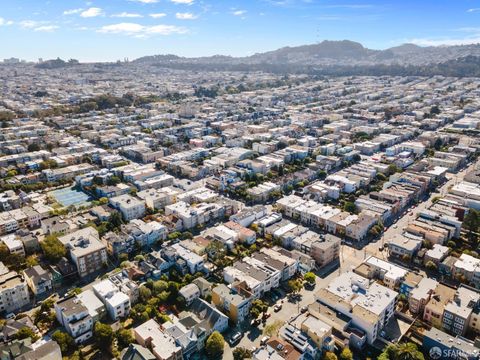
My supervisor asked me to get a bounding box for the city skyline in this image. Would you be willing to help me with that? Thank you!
[2,0,480,62]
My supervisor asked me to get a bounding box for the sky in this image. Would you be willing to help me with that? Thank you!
[2,0,480,62]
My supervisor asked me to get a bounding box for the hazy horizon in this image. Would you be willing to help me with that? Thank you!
[2,0,480,62]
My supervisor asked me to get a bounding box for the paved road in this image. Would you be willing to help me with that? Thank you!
[226,257,360,357]
[360,161,477,261]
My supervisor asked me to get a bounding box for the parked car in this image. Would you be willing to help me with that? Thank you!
[229,332,242,345]
[260,336,270,345]
[273,303,282,312]
[300,306,308,313]
[250,318,261,326]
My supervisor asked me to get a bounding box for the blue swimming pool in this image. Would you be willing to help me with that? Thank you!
[50,187,92,207]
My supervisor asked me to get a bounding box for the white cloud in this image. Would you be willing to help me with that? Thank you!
[63,8,83,15]
[176,12,198,20]
[112,12,143,18]
[98,22,188,37]
[408,37,480,47]
[80,7,103,18]
[129,0,159,3]
[20,20,41,29]
[34,25,59,32]
[232,10,247,16]
[0,18,13,26]
[171,0,194,4]
[467,8,480,13]
[150,13,167,18]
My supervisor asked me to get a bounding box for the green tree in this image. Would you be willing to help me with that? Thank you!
[304,272,316,285]
[106,176,121,186]
[233,347,252,360]
[463,209,480,242]
[116,329,134,350]
[13,327,39,342]
[323,352,338,360]
[376,173,387,181]
[343,201,356,213]
[94,322,114,350]
[288,279,303,294]
[378,342,424,360]
[205,331,224,358]
[25,255,39,267]
[263,320,283,337]
[27,143,40,152]
[139,285,152,302]
[118,253,129,263]
[250,299,268,319]
[339,348,353,360]
[108,211,124,230]
[425,261,437,271]
[41,234,67,263]
[52,330,75,354]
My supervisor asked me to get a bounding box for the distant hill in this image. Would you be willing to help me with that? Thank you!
[34,40,480,77]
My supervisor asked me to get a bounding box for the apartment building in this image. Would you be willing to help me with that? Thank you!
[23,265,53,296]
[315,272,397,344]
[134,319,183,360]
[442,286,480,336]
[137,187,179,210]
[408,278,438,315]
[0,270,30,313]
[55,296,93,343]
[453,254,480,287]
[211,284,252,324]
[93,279,131,321]
[423,283,456,329]
[109,194,146,221]
[59,227,108,278]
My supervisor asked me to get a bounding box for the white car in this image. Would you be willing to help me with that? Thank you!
[260,336,270,345]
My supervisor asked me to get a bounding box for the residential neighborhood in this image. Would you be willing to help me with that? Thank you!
[1,50,480,360]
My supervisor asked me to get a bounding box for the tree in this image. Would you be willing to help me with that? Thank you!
[25,255,39,267]
[118,253,129,263]
[41,234,67,263]
[27,143,40,152]
[250,299,268,319]
[463,209,480,242]
[139,285,152,302]
[323,352,338,360]
[108,211,123,230]
[343,201,356,213]
[67,287,82,296]
[205,331,224,358]
[304,272,316,285]
[288,279,303,294]
[13,327,39,342]
[425,261,437,271]
[378,342,424,360]
[339,348,353,360]
[116,329,134,350]
[263,320,283,337]
[233,347,252,360]
[318,170,327,179]
[152,280,168,295]
[94,322,114,350]
[106,175,121,186]
[52,330,75,354]
[376,173,387,182]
